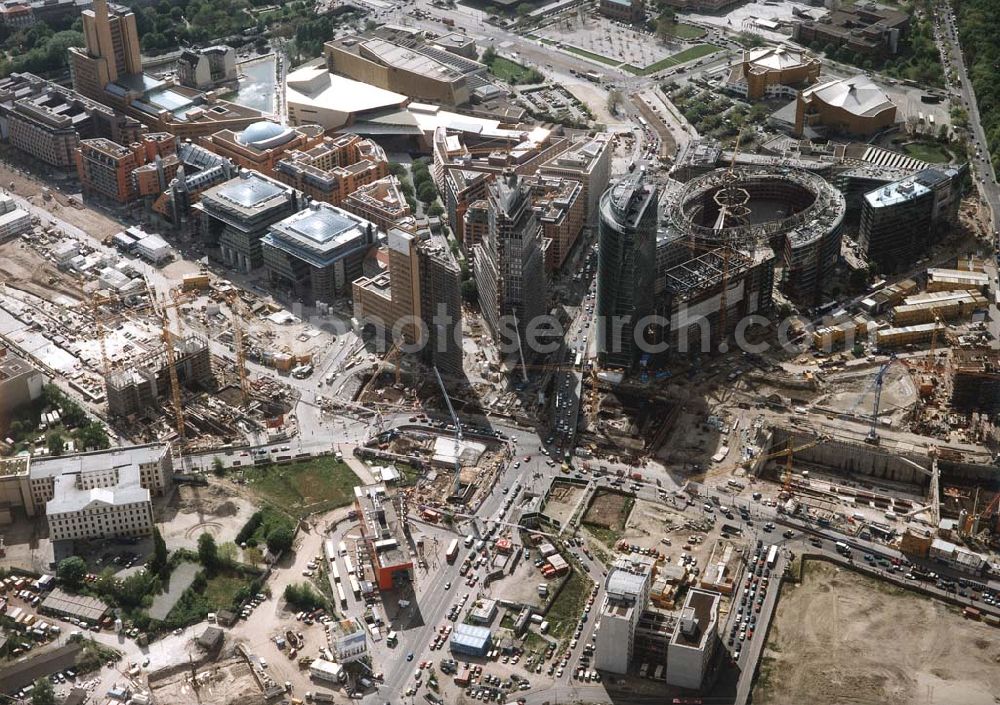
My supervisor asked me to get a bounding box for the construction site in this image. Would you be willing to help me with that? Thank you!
[360,420,510,508]
[0,215,348,452]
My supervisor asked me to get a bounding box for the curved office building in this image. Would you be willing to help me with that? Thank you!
[667,166,845,303]
[596,172,661,370]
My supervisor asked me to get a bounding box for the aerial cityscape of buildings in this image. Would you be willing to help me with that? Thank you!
[0,0,998,704]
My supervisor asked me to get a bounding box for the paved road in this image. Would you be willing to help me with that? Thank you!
[937,2,999,231]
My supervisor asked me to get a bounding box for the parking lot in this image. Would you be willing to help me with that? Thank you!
[538,16,673,68]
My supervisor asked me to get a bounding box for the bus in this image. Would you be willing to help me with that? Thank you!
[344,556,355,576]
[338,541,347,556]
[766,544,778,569]
[349,575,362,599]
[574,351,583,369]
[336,583,347,608]
[446,538,460,564]
[330,561,341,583]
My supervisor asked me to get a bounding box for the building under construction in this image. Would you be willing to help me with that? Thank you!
[667,165,845,305]
[656,236,775,353]
[105,335,214,417]
[951,350,1000,415]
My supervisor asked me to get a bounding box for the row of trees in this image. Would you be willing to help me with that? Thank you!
[133,0,255,51]
[283,581,326,610]
[954,0,1000,171]
[7,384,109,455]
[234,508,295,555]
[412,159,445,218]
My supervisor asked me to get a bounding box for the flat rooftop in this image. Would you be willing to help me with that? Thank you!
[0,349,34,380]
[864,177,931,208]
[354,483,410,568]
[46,464,150,515]
[30,443,168,480]
[542,134,610,175]
[671,589,719,649]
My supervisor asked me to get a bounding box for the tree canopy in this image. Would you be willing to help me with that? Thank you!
[57,556,87,588]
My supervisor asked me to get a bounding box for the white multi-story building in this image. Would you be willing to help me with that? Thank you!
[666,589,720,690]
[29,444,172,516]
[0,444,172,521]
[594,563,652,674]
[46,465,153,541]
[330,617,368,663]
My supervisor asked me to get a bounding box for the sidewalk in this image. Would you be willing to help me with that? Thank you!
[338,443,377,485]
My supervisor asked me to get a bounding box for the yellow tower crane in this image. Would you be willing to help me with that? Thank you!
[225,291,251,406]
[716,434,829,496]
[89,292,119,379]
[157,291,195,450]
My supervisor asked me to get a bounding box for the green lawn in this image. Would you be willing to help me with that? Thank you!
[561,44,622,67]
[546,570,593,639]
[203,572,253,610]
[626,44,720,76]
[162,567,261,629]
[243,456,360,517]
[488,56,541,83]
[660,22,705,40]
[902,140,951,164]
[582,522,622,548]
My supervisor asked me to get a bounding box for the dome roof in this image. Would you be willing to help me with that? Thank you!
[237,121,296,149]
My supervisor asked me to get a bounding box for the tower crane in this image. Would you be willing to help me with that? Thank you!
[89,292,119,379]
[158,292,187,451]
[925,305,944,374]
[747,435,829,497]
[225,290,251,406]
[865,356,895,445]
[432,365,464,497]
[972,491,1000,537]
[685,128,749,352]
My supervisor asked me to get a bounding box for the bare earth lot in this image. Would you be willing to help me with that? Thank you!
[542,481,585,526]
[756,561,1000,705]
[582,488,630,528]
